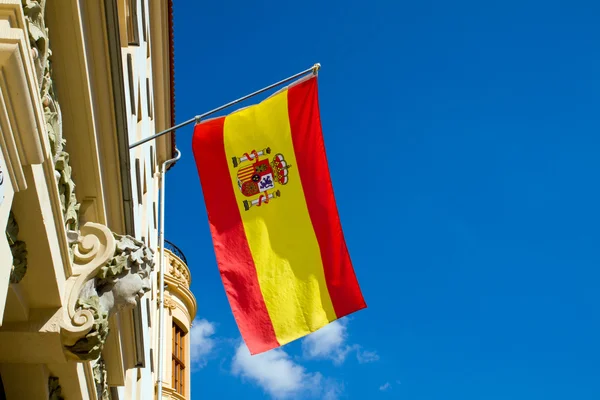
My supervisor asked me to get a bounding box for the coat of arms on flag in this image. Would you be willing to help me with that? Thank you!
[192,75,366,355]
[232,148,291,210]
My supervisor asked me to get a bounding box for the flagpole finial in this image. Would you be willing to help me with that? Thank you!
[313,63,321,74]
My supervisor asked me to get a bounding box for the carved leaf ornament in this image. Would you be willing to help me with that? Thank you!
[60,223,155,360]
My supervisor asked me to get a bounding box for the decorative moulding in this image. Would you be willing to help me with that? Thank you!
[162,295,177,311]
[48,375,64,400]
[5,210,28,283]
[0,1,25,29]
[22,0,80,231]
[0,0,49,193]
[164,274,197,323]
[167,251,191,287]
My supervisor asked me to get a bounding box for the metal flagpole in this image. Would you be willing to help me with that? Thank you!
[138,63,320,397]
[129,63,321,149]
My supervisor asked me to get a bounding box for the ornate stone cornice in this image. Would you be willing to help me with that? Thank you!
[163,248,197,321]
[0,0,49,195]
[161,386,187,400]
[59,222,155,361]
[165,274,197,323]
[166,249,191,287]
[22,0,80,231]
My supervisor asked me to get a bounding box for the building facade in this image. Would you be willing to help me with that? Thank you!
[160,243,196,400]
[0,0,196,399]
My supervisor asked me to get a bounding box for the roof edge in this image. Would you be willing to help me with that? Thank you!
[167,0,177,169]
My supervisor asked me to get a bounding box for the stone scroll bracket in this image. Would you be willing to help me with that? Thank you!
[60,222,155,362]
[59,222,115,357]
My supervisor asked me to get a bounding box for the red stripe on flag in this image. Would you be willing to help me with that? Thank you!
[287,77,367,318]
[192,118,279,354]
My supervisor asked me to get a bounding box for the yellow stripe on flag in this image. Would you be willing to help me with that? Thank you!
[223,89,337,345]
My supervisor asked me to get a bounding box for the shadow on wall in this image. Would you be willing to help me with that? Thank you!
[0,374,5,400]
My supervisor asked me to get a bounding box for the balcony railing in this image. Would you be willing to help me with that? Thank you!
[164,239,187,265]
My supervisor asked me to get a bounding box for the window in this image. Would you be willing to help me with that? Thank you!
[172,322,186,395]
[149,145,155,173]
[127,53,135,112]
[137,82,143,122]
[126,0,139,45]
[146,78,153,119]
[146,297,152,327]
[132,300,146,368]
[140,0,147,42]
[135,159,142,205]
[153,201,157,229]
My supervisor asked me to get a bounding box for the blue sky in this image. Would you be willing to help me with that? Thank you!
[166,1,600,399]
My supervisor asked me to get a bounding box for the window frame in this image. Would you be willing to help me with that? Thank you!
[126,0,140,45]
[172,322,186,395]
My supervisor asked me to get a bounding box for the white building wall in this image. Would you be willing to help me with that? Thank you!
[0,0,175,398]
[119,0,161,398]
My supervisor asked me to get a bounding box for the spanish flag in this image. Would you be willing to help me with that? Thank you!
[192,75,366,354]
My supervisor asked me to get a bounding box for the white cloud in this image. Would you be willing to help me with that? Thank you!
[322,381,344,400]
[302,320,352,365]
[379,382,391,391]
[302,319,379,366]
[231,342,341,400]
[356,349,380,364]
[189,318,216,369]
